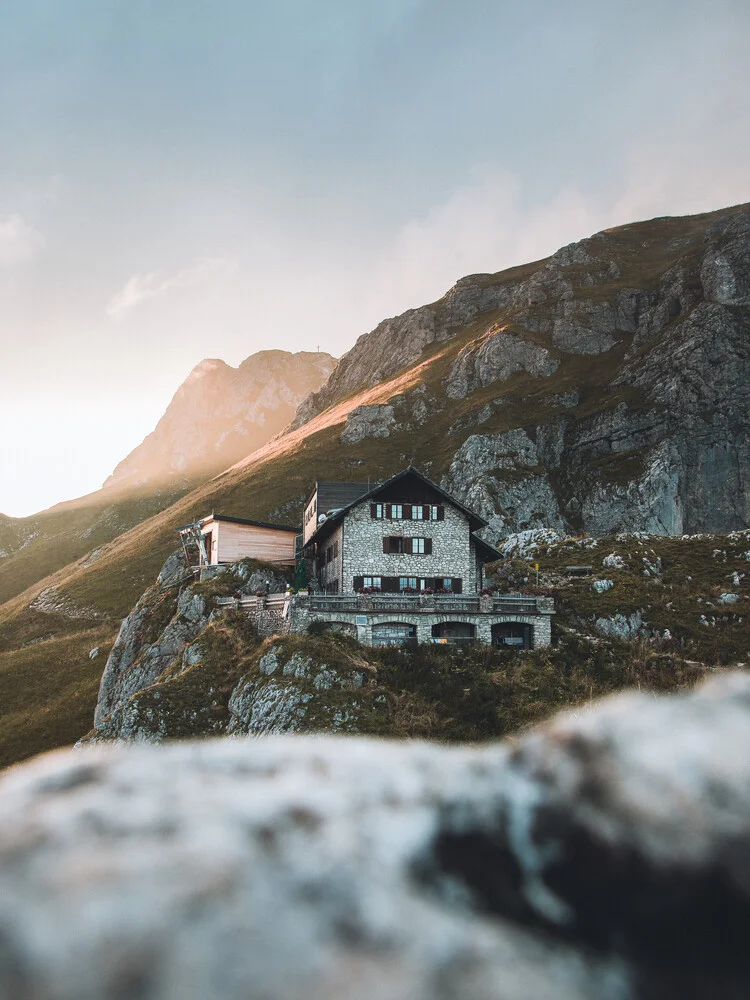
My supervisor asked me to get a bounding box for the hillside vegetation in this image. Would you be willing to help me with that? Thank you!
[1,202,749,767]
[66,531,750,761]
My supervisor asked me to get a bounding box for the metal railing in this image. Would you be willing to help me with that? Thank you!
[298,593,550,615]
[216,592,552,617]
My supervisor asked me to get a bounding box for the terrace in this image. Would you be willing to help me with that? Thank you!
[297,592,552,616]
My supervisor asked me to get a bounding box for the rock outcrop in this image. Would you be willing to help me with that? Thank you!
[90,553,379,742]
[293,203,750,538]
[291,274,515,428]
[3,673,750,999]
[105,349,336,490]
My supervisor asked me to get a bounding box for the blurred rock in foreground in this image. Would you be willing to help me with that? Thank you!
[1,673,750,1000]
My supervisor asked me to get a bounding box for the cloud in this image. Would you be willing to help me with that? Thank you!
[106,256,238,320]
[0,215,45,266]
[366,139,750,324]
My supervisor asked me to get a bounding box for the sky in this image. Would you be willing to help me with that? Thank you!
[1,0,749,517]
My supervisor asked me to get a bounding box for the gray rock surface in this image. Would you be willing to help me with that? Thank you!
[2,673,750,999]
[227,646,369,735]
[340,403,397,444]
[94,555,211,731]
[446,325,558,398]
[156,548,188,587]
[292,203,750,537]
[595,611,645,640]
[106,349,336,490]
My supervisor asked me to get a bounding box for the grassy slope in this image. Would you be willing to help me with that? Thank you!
[0,203,747,766]
[0,626,116,770]
[0,482,195,608]
[521,530,750,664]
[83,552,744,753]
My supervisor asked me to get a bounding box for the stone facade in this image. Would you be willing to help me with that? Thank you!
[317,524,344,592]
[299,468,554,648]
[289,602,552,648]
[337,501,483,595]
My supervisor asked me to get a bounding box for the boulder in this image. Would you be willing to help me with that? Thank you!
[3,674,750,998]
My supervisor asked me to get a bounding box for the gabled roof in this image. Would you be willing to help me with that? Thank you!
[472,533,504,563]
[308,482,372,514]
[200,513,300,533]
[307,466,489,543]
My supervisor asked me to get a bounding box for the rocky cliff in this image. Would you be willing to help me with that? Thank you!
[88,553,380,742]
[3,204,750,770]
[4,673,750,999]
[105,349,336,490]
[86,528,750,746]
[295,204,750,537]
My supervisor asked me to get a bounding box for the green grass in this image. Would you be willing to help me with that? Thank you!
[0,626,116,769]
[493,530,750,665]
[1,201,748,767]
[0,484,193,608]
[366,634,714,742]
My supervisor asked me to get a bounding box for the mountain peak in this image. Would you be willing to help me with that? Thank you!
[104,349,337,491]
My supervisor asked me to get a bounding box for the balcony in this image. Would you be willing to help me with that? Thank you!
[296,593,551,616]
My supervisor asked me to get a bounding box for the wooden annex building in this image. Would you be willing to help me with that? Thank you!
[178,513,300,570]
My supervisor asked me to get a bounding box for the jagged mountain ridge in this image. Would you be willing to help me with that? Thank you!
[1,202,749,768]
[0,350,334,612]
[295,202,750,536]
[105,349,336,490]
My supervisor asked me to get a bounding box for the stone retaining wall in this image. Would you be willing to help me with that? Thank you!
[225,595,553,647]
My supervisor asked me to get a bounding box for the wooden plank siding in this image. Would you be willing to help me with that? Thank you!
[202,518,297,565]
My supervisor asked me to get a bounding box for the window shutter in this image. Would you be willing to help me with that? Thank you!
[370,503,378,519]
[452,577,462,594]
[385,503,391,519]
[424,538,432,555]
[437,506,445,521]
[383,537,389,554]
[404,504,412,520]
[404,537,413,554]
[353,576,364,591]
[423,505,430,520]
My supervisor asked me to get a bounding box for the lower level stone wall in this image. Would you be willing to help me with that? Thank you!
[289,606,552,648]
[234,598,553,648]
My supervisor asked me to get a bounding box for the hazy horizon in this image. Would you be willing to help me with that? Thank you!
[2,0,749,517]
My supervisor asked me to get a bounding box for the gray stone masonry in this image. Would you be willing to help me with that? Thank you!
[221,593,553,648]
[318,523,344,591]
[338,500,480,593]
[288,595,553,648]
